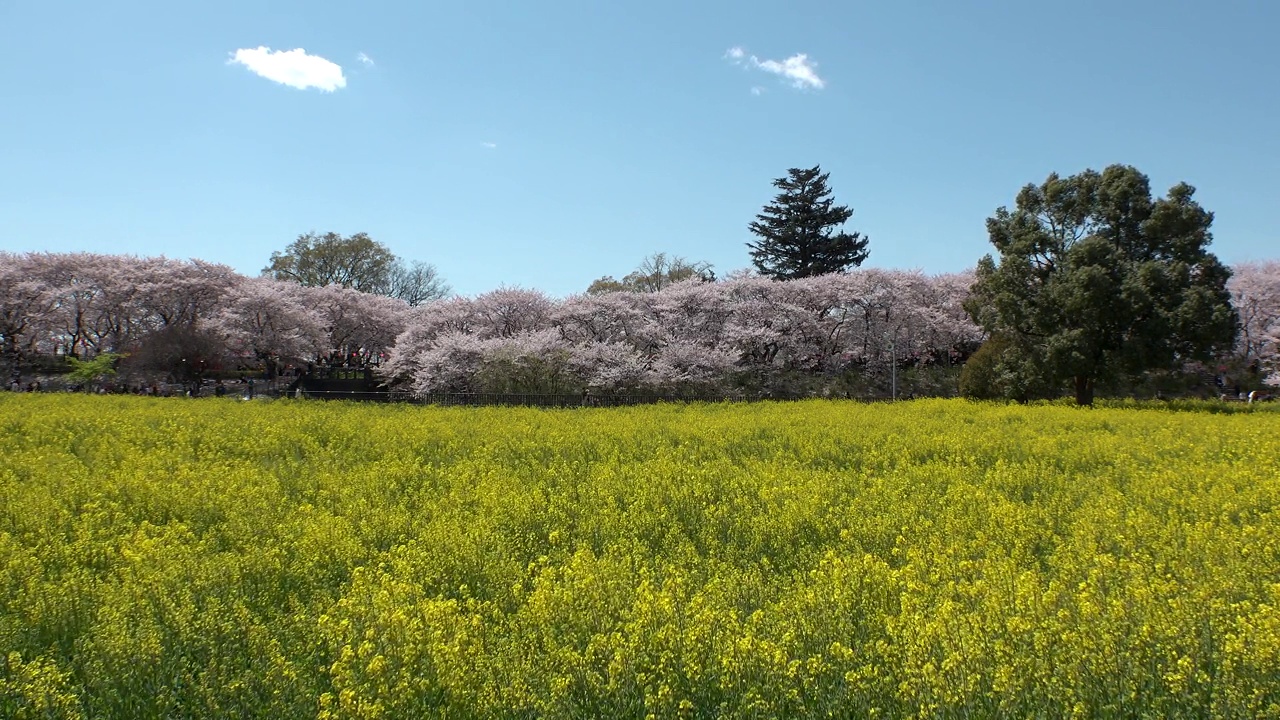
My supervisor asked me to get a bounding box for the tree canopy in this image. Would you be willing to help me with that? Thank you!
[264,232,450,305]
[586,253,715,295]
[747,166,869,280]
[384,259,452,306]
[965,164,1237,405]
[265,232,396,292]
[1228,261,1280,387]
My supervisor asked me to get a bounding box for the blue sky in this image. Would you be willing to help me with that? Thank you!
[2,1,1277,298]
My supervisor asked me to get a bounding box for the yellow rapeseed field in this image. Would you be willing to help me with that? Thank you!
[1,394,1278,719]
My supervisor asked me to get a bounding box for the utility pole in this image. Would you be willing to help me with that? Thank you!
[884,331,897,401]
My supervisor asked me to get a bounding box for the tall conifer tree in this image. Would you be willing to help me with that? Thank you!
[747,166,870,279]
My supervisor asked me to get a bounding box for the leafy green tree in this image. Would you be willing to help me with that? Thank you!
[966,164,1237,405]
[265,232,397,293]
[586,253,715,295]
[958,334,1053,402]
[265,232,450,304]
[65,352,122,388]
[747,166,869,279]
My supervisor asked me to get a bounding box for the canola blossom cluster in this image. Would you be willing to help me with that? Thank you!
[1,395,1279,718]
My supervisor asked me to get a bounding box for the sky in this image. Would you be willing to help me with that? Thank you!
[2,1,1277,298]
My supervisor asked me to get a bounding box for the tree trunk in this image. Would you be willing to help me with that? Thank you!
[1,354,16,385]
[1074,375,1095,406]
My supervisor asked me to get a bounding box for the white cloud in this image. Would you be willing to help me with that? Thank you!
[750,86,765,96]
[356,52,374,67]
[229,46,347,92]
[757,53,824,89]
[724,46,825,90]
[481,141,498,149]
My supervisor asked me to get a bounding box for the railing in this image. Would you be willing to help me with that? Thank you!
[415,392,766,407]
[275,390,813,406]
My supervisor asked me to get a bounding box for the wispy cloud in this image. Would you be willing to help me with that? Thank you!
[724,46,825,90]
[750,86,765,96]
[228,46,346,92]
[481,141,498,149]
[757,54,824,89]
[356,52,374,67]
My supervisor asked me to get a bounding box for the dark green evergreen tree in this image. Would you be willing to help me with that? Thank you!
[965,164,1237,405]
[747,166,870,279]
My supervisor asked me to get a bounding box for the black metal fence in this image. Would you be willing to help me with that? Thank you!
[415,392,771,407]
[275,389,819,407]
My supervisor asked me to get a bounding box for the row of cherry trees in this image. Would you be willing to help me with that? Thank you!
[0,253,406,382]
[3,251,1278,392]
[383,271,983,394]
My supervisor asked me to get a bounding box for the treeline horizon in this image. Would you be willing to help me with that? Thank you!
[2,249,1278,402]
[4,163,1280,403]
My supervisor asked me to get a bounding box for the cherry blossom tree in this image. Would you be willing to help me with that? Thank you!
[212,277,328,362]
[389,329,577,395]
[568,341,654,391]
[396,330,488,394]
[110,258,238,383]
[722,276,794,372]
[926,269,984,358]
[647,339,739,392]
[865,269,981,366]
[0,253,57,377]
[304,284,409,365]
[132,257,238,330]
[715,270,981,394]
[651,278,732,347]
[554,291,657,348]
[26,252,113,357]
[473,328,578,394]
[83,258,148,353]
[470,287,555,338]
[1229,261,1280,387]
